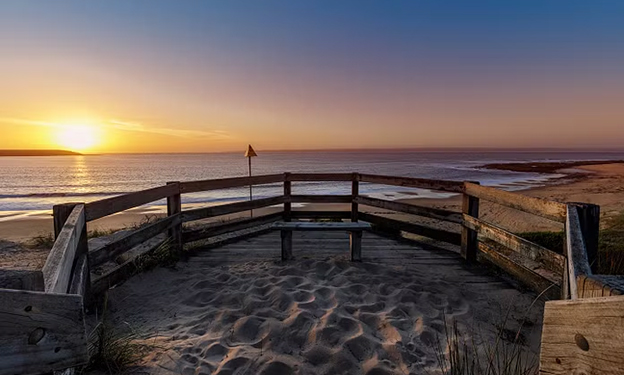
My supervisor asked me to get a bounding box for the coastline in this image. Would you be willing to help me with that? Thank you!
[1,160,624,243]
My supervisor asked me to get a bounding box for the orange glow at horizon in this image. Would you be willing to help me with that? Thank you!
[54,125,100,152]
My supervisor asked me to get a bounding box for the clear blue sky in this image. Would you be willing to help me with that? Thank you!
[1,1,624,151]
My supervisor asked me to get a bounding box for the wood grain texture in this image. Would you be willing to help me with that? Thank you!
[272,221,371,231]
[478,241,560,300]
[286,173,354,181]
[182,213,283,243]
[540,296,624,374]
[290,211,351,220]
[355,195,462,223]
[42,205,86,294]
[577,275,624,298]
[464,182,566,223]
[566,204,592,300]
[0,289,88,375]
[85,183,179,221]
[181,196,285,222]
[68,253,89,298]
[463,214,564,274]
[359,212,462,245]
[287,195,353,204]
[0,270,44,291]
[359,174,464,192]
[89,214,181,266]
[179,174,283,194]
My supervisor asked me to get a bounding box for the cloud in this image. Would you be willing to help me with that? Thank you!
[0,117,233,141]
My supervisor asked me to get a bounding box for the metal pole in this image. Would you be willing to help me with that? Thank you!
[248,156,253,217]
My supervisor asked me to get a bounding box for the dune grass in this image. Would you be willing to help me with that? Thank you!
[519,211,624,275]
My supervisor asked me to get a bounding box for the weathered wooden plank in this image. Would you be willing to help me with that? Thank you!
[463,214,564,274]
[573,203,600,273]
[464,182,567,223]
[359,174,464,193]
[351,176,359,222]
[577,275,624,299]
[283,173,292,221]
[0,289,88,375]
[0,270,44,291]
[181,196,285,222]
[477,241,560,300]
[286,173,354,181]
[85,184,179,221]
[460,192,480,262]
[179,174,283,194]
[91,236,167,295]
[566,204,592,300]
[167,182,183,254]
[355,195,462,223]
[290,210,351,220]
[287,194,352,204]
[42,205,86,294]
[272,221,371,231]
[89,214,181,267]
[68,253,89,297]
[359,212,462,245]
[540,296,624,374]
[182,212,283,243]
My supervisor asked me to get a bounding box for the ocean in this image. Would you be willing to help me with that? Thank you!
[1,150,623,215]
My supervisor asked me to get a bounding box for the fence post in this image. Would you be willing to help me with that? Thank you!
[351,173,359,222]
[572,203,600,273]
[166,182,183,255]
[461,182,480,262]
[53,203,78,239]
[284,173,292,222]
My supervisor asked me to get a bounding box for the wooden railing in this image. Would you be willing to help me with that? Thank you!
[2,171,623,374]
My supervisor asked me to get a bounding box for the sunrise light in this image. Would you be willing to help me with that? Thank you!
[55,125,99,151]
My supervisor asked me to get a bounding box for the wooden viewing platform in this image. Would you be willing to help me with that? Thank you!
[0,172,623,374]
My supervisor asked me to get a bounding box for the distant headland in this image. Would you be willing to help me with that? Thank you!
[0,149,82,157]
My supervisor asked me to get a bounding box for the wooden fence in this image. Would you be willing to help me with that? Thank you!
[1,172,622,374]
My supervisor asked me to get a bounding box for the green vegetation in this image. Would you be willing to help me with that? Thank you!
[27,233,55,249]
[88,296,152,374]
[519,211,624,275]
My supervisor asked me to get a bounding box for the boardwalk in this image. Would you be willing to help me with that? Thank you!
[99,231,545,375]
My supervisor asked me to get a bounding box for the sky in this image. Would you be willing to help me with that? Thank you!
[1,1,624,153]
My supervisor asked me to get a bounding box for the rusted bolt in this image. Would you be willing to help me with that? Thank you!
[28,328,45,345]
[555,358,562,364]
[575,333,589,351]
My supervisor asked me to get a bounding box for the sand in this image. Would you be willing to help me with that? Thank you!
[94,231,543,375]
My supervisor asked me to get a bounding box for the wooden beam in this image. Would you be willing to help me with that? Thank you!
[359,212,462,245]
[182,212,283,243]
[283,173,292,221]
[85,184,179,221]
[478,241,560,300]
[572,203,600,273]
[540,296,624,374]
[272,222,371,231]
[566,204,592,300]
[181,196,285,222]
[68,253,89,298]
[464,182,567,223]
[461,192,480,262]
[351,174,359,222]
[577,275,624,299]
[179,174,283,194]
[0,270,44,291]
[354,195,462,223]
[53,204,78,239]
[462,214,564,274]
[88,214,181,267]
[0,289,88,375]
[359,174,465,193]
[288,195,352,204]
[42,205,86,294]
[290,211,351,220]
[166,182,183,254]
[286,173,354,181]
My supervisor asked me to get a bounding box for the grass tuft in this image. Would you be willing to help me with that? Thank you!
[28,232,55,249]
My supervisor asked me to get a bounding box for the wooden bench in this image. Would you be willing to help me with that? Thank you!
[272,221,372,261]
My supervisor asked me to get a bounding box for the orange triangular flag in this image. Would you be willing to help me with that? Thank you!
[244,144,258,157]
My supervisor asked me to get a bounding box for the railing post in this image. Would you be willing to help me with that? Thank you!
[166,182,183,255]
[351,173,359,222]
[461,182,480,262]
[53,203,78,239]
[283,173,292,222]
[572,202,600,273]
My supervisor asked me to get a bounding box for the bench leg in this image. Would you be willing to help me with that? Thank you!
[350,231,362,261]
[281,230,293,261]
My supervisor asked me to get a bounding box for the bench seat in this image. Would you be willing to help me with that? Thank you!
[272,221,371,261]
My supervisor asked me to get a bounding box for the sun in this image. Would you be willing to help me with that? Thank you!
[55,125,99,151]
